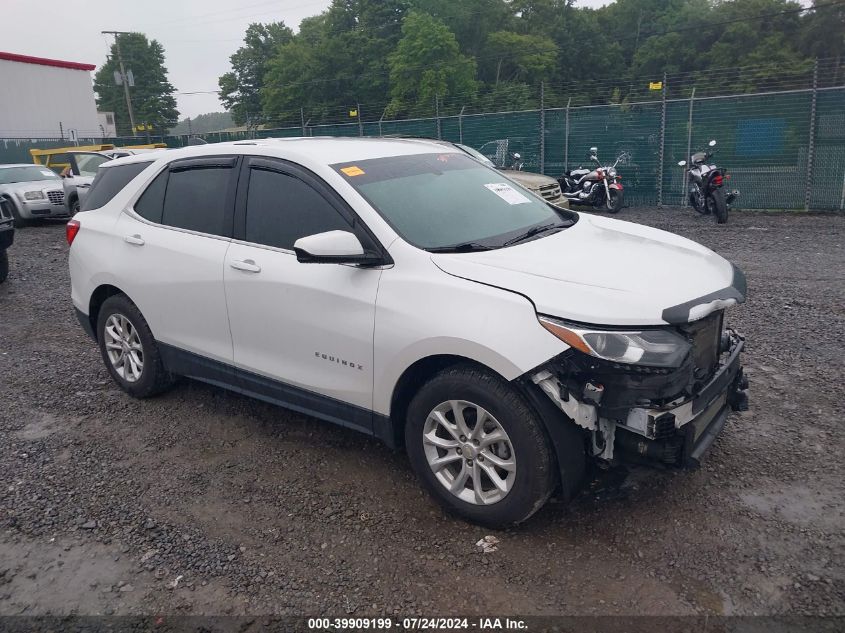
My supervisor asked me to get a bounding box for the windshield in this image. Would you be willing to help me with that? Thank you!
[334,152,576,250]
[75,154,110,177]
[0,166,61,185]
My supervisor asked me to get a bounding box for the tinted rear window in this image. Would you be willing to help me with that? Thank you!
[161,167,232,236]
[82,162,153,211]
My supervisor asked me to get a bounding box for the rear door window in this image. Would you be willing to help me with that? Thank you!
[82,161,153,211]
[160,161,236,237]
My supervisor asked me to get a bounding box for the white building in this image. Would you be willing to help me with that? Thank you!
[0,51,100,139]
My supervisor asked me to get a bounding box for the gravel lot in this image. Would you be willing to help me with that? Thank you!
[0,208,843,618]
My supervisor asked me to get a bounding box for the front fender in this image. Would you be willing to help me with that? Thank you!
[372,250,569,416]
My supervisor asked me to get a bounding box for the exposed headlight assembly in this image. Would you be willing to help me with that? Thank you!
[24,191,45,200]
[539,315,691,368]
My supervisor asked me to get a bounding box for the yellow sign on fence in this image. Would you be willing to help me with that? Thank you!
[649,81,663,91]
[349,109,358,118]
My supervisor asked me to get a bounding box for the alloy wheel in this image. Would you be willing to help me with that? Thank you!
[103,313,144,383]
[422,400,516,505]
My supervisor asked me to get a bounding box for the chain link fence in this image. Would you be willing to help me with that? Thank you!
[2,69,844,210]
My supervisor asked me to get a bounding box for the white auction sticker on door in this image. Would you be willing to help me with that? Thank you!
[484,182,531,205]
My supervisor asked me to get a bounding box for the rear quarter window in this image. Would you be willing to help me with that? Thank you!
[82,161,153,211]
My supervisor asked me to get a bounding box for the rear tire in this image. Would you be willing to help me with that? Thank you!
[405,365,559,527]
[96,294,175,398]
[0,249,8,284]
[709,188,729,224]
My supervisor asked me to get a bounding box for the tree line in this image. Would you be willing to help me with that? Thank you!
[90,1,843,134]
[218,0,844,127]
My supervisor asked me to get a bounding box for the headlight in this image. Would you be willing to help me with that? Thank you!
[24,191,45,200]
[538,315,690,368]
[607,168,617,177]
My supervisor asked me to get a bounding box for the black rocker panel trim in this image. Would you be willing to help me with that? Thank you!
[157,343,392,440]
[661,263,747,325]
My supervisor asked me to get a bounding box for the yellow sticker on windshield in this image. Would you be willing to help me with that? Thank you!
[341,165,365,177]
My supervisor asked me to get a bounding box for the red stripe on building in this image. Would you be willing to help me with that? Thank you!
[0,51,96,71]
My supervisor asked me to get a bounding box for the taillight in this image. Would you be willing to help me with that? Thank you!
[713,174,724,186]
[66,219,80,245]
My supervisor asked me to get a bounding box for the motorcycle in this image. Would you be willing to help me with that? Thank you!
[678,139,739,224]
[507,151,524,171]
[558,147,625,213]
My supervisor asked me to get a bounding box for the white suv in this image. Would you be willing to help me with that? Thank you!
[68,138,749,526]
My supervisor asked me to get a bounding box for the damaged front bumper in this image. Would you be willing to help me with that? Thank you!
[531,330,749,469]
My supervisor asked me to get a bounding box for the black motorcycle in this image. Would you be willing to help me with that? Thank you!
[678,139,739,224]
[558,147,625,213]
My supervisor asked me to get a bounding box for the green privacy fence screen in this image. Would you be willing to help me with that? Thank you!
[2,86,843,210]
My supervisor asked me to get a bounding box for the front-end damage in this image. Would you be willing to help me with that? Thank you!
[529,313,749,469]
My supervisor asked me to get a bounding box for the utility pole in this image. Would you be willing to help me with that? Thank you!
[102,31,137,135]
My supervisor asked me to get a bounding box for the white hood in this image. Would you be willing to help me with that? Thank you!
[431,214,745,326]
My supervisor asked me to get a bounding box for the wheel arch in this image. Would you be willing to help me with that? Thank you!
[385,352,587,502]
[0,194,22,218]
[87,284,135,340]
[386,354,506,449]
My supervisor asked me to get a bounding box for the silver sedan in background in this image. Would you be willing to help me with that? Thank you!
[0,164,67,226]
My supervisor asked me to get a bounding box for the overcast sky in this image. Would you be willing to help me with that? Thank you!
[3,0,609,119]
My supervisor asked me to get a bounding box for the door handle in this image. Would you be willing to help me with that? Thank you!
[77,184,91,189]
[230,258,261,273]
[123,234,145,246]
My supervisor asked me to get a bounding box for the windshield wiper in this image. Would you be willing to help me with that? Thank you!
[502,223,564,247]
[428,241,493,253]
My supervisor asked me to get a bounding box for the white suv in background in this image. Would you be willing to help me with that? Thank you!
[68,138,749,526]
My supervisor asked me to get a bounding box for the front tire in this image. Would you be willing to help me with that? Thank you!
[0,249,8,284]
[690,188,707,214]
[605,188,623,213]
[708,188,729,224]
[69,196,80,214]
[97,294,174,398]
[405,366,558,527]
[2,197,26,228]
